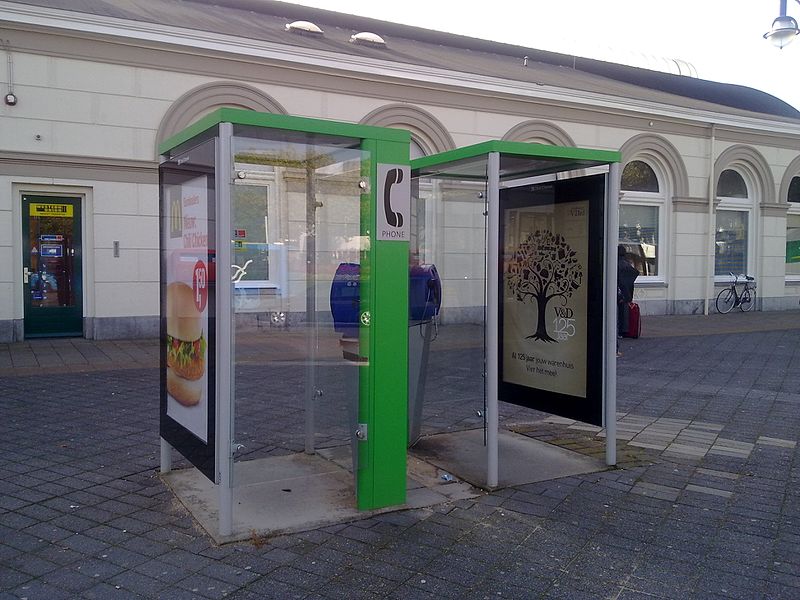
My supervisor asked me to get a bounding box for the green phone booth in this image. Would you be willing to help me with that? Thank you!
[157,109,410,540]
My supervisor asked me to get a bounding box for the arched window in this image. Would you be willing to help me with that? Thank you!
[621,160,659,193]
[715,169,751,277]
[717,169,748,198]
[789,176,800,203]
[787,175,800,277]
[619,160,663,278]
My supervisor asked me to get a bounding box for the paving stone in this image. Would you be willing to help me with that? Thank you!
[757,436,797,448]
[684,484,734,498]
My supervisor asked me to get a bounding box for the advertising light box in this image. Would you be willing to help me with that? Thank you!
[499,174,605,425]
[159,138,217,482]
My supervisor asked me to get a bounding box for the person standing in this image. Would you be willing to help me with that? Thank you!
[617,244,639,337]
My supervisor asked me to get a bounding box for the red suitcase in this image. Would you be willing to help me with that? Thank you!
[625,302,641,338]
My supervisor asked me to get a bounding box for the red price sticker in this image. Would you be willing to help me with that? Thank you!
[192,260,208,313]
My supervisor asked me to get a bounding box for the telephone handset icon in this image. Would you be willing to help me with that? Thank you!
[383,168,404,228]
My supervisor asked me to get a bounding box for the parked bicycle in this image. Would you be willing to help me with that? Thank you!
[715,272,756,314]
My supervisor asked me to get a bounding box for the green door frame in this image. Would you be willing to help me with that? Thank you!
[21,195,84,338]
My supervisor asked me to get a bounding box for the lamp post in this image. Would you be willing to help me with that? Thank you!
[764,0,800,48]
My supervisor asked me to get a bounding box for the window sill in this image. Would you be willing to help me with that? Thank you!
[633,279,667,288]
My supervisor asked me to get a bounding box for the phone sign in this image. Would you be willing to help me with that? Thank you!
[376,164,410,242]
[192,260,208,313]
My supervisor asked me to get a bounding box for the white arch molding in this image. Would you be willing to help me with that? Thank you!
[619,134,689,199]
[359,104,455,157]
[155,82,288,154]
[714,145,775,204]
[502,120,576,147]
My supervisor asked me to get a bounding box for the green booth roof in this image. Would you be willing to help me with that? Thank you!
[159,108,410,155]
[411,140,620,181]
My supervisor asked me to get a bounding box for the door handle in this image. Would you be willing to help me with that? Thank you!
[23,267,30,284]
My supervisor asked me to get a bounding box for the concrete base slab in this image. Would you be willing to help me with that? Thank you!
[410,428,608,490]
[162,449,480,545]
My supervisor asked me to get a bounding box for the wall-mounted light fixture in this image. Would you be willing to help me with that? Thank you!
[764,0,800,48]
[3,40,16,105]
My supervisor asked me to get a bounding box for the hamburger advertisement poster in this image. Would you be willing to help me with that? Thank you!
[165,176,210,443]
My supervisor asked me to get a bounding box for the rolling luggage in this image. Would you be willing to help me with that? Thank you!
[624,302,641,339]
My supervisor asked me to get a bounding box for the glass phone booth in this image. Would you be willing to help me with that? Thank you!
[408,141,621,489]
[158,109,410,540]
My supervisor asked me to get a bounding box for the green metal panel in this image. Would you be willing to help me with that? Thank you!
[160,108,409,155]
[411,140,620,173]
[357,138,410,511]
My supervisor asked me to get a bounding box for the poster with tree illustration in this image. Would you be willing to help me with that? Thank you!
[502,199,589,398]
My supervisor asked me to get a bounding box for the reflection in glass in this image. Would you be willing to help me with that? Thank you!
[230,133,365,476]
[621,160,659,193]
[27,211,77,308]
[715,210,748,275]
[787,214,800,276]
[618,204,658,276]
[789,176,800,204]
[717,169,748,198]
[408,176,486,445]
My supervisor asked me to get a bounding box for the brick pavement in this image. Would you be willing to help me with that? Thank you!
[1,311,799,599]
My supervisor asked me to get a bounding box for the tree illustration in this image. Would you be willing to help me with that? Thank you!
[506,230,582,342]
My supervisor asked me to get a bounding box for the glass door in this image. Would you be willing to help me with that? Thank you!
[22,195,83,337]
[229,131,366,483]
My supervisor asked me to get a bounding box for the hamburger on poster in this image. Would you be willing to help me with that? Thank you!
[166,282,205,406]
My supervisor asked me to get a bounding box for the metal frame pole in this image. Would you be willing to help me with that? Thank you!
[304,160,318,455]
[159,438,172,473]
[605,163,620,466]
[705,124,716,315]
[217,122,234,537]
[486,152,500,488]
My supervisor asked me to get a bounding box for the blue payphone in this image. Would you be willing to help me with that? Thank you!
[409,264,441,323]
[331,262,441,330]
[330,262,361,338]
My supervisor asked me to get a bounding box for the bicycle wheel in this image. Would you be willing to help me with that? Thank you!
[716,288,735,314]
[739,288,755,312]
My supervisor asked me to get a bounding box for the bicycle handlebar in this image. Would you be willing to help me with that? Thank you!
[728,272,755,282]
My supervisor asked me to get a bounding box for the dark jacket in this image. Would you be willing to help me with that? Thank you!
[618,256,638,304]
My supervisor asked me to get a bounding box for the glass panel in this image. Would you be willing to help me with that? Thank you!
[788,176,800,203]
[621,160,659,192]
[618,204,659,276]
[715,210,749,275]
[230,133,365,476]
[717,169,748,198]
[27,203,79,309]
[408,176,486,445]
[787,214,800,276]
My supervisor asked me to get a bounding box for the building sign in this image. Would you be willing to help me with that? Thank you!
[30,203,73,218]
[376,164,410,242]
[40,244,63,258]
[498,175,605,426]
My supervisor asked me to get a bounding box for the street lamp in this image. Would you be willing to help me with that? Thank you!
[764,0,800,48]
